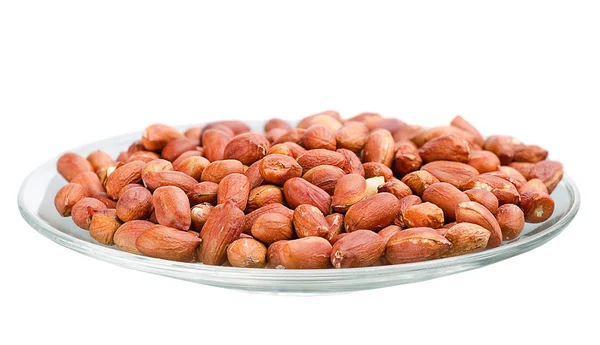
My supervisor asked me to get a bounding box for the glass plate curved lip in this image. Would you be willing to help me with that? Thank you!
[17,127,581,292]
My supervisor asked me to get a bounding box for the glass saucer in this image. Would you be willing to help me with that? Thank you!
[17,124,581,293]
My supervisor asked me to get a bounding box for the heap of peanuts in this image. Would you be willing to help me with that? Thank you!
[53,111,563,268]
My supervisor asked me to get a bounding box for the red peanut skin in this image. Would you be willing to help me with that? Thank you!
[152,186,191,231]
[199,201,245,266]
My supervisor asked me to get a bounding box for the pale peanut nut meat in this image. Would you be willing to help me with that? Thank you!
[365,176,385,198]
[54,115,563,269]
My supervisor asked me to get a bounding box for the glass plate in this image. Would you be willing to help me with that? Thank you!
[17,123,581,294]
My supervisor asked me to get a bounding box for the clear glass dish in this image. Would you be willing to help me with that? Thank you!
[17,123,581,294]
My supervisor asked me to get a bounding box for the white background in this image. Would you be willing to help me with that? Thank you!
[1,1,598,344]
